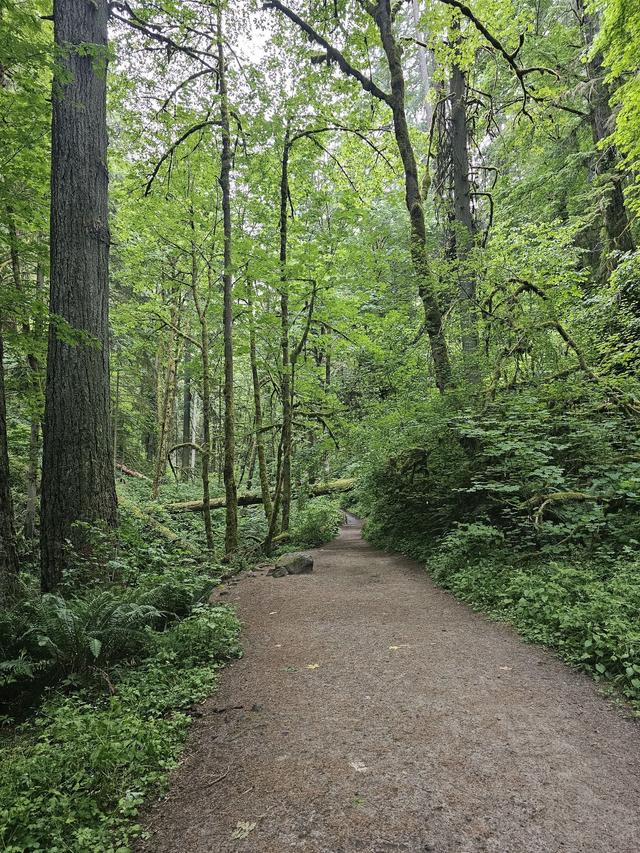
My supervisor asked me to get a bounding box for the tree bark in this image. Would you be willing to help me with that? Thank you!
[217,5,238,555]
[40,0,117,591]
[375,0,452,392]
[0,332,20,602]
[450,63,480,384]
[248,283,273,521]
[576,1,634,264]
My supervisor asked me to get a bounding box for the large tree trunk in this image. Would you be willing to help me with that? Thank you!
[0,333,20,602]
[576,1,634,265]
[450,63,480,385]
[217,6,238,555]
[375,1,451,392]
[40,0,117,591]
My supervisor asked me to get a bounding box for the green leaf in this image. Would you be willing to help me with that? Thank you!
[88,638,102,660]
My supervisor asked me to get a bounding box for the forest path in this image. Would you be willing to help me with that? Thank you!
[140,517,640,853]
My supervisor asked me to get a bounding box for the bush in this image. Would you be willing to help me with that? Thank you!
[0,581,204,695]
[290,497,343,547]
[359,381,640,559]
[151,604,242,666]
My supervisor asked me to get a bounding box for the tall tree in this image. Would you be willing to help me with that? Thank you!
[0,332,19,603]
[449,61,480,383]
[266,0,452,392]
[40,0,117,591]
[576,0,635,265]
[217,2,238,554]
[247,283,273,522]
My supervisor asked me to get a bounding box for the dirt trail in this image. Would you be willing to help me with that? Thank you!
[141,517,640,852]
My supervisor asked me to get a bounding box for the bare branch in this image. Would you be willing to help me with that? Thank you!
[263,0,392,105]
[145,119,221,196]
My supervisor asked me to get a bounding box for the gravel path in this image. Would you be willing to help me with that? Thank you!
[140,517,640,852]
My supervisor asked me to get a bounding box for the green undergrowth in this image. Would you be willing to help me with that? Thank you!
[0,484,243,853]
[0,603,240,853]
[369,525,640,711]
[289,496,343,548]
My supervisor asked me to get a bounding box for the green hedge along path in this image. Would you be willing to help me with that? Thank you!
[140,517,640,852]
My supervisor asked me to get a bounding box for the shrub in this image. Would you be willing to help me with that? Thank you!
[290,497,343,547]
[151,604,242,666]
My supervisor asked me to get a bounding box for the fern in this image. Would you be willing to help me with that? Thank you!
[16,591,162,676]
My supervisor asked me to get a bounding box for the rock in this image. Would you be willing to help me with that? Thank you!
[268,564,289,578]
[275,552,314,575]
[207,585,228,603]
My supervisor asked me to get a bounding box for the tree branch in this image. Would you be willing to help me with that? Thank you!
[263,0,392,105]
[145,119,221,195]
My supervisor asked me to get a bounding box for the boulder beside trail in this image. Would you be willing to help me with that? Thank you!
[268,552,314,577]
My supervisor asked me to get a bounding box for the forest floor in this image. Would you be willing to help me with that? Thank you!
[139,517,640,853]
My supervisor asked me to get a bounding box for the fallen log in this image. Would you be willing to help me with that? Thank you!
[165,478,356,513]
[117,492,199,552]
[116,461,150,480]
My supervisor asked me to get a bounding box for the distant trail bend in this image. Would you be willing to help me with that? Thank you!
[141,517,640,853]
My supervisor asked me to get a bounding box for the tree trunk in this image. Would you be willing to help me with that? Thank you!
[167,478,355,512]
[0,332,20,602]
[192,262,214,551]
[577,1,634,264]
[181,342,192,478]
[112,365,120,473]
[450,63,480,385]
[244,439,257,490]
[25,419,39,542]
[200,313,214,551]
[279,128,292,532]
[248,283,273,521]
[151,300,180,499]
[40,0,117,591]
[375,1,452,392]
[217,5,238,555]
